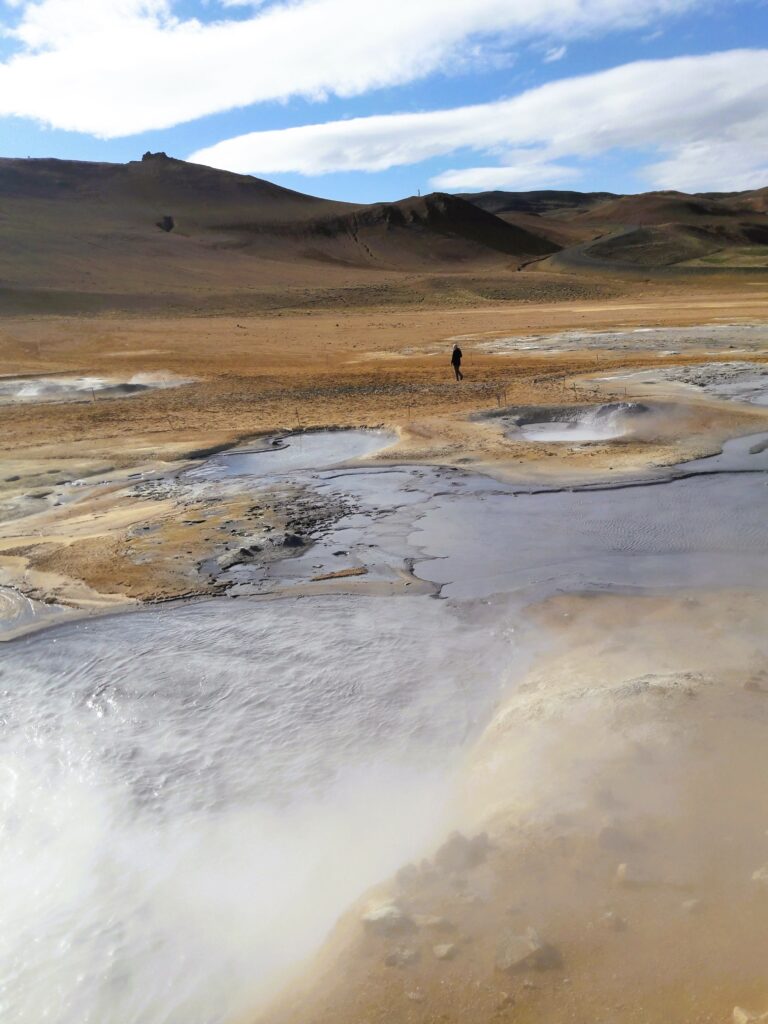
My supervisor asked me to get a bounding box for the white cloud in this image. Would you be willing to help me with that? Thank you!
[189,49,768,193]
[0,0,709,136]
[544,44,567,62]
[432,160,579,192]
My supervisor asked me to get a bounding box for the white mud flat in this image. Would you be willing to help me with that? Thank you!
[466,323,768,355]
[0,372,193,404]
[600,360,768,407]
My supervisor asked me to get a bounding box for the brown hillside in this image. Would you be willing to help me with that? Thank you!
[0,155,559,308]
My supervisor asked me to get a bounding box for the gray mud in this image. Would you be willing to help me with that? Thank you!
[189,429,396,480]
[0,586,70,640]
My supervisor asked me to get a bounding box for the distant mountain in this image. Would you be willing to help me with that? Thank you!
[461,185,768,270]
[0,154,559,308]
[0,155,765,313]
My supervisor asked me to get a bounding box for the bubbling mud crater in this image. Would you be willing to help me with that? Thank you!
[0,371,193,404]
[479,401,653,443]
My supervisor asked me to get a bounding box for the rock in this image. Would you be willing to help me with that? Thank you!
[496,992,514,1011]
[681,898,703,914]
[282,533,305,548]
[396,863,421,888]
[406,990,426,1003]
[362,902,411,935]
[156,215,175,232]
[385,946,419,967]
[751,864,768,886]
[602,910,627,931]
[434,831,489,873]
[433,943,457,960]
[495,927,561,973]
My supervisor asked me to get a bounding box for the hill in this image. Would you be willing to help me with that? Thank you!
[0,154,559,311]
[461,185,768,270]
[1,155,766,314]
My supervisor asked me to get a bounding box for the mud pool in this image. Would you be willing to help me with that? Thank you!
[485,402,648,443]
[2,423,768,1023]
[191,429,396,480]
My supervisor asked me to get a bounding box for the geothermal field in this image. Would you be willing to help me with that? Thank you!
[1,157,768,1024]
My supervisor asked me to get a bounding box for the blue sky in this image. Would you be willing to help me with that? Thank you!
[0,0,767,202]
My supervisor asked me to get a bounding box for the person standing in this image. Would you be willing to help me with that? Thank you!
[451,344,464,381]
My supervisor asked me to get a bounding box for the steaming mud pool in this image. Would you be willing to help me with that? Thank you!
[2,427,768,1023]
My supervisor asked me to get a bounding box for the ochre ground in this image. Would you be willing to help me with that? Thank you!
[2,284,768,608]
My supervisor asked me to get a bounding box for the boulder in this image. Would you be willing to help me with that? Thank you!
[434,831,489,873]
[362,902,411,935]
[433,943,457,960]
[282,533,305,548]
[495,927,562,973]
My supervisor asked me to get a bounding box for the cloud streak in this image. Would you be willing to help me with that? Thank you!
[0,0,709,136]
[189,50,768,193]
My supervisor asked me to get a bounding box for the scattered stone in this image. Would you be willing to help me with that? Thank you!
[495,927,561,973]
[434,831,489,873]
[362,902,411,935]
[433,943,457,960]
[751,864,768,886]
[603,910,627,931]
[406,991,426,1003]
[385,946,419,967]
